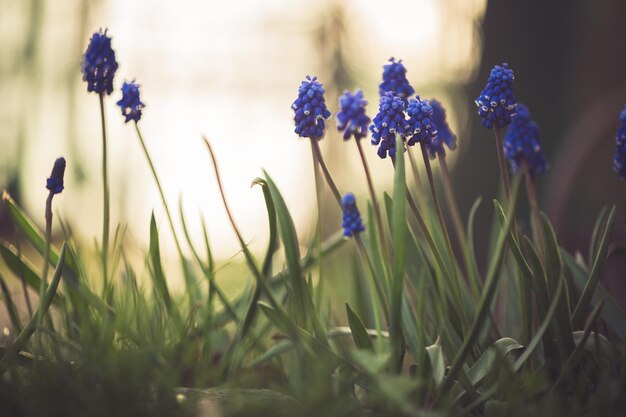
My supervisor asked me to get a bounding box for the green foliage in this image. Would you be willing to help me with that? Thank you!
[0,136,624,417]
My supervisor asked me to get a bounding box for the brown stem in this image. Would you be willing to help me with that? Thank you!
[310,139,341,206]
[494,128,512,204]
[355,139,392,268]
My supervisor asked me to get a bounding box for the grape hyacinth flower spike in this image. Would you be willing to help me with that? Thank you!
[341,193,365,237]
[426,99,457,159]
[503,104,549,177]
[81,29,118,96]
[613,105,626,178]
[370,92,408,159]
[292,75,332,140]
[46,157,66,195]
[475,63,517,129]
[379,57,415,102]
[337,90,370,141]
[406,96,438,147]
[117,80,145,123]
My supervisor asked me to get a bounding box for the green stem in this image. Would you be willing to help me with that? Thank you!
[354,138,392,276]
[494,128,512,204]
[134,123,198,305]
[310,138,341,206]
[438,152,481,297]
[354,235,390,326]
[522,161,545,252]
[99,93,110,290]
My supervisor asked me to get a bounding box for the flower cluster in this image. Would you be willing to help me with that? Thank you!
[406,97,438,147]
[370,92,408,159]
[475,63,517,129]
[46,157,66,194]
[503,104,548,177]
[426,99,457,159]
[291,76,332,140]
[116,81,145,123]
[613,105,626,178]
[341,193,365,237]
[379,58,415,101]
[81,29,118,95]
[337,90,370,141]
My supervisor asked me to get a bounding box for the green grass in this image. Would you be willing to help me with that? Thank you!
[1,105,626,417]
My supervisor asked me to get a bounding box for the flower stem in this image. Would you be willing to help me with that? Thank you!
[354,138,392,271]
[494,127,512,204]
[135,124,199,305]
[98,93,110,290]
[522,161,545,252]
[419,143,456,270]
[437,152,481,296]
[310,139,341,206]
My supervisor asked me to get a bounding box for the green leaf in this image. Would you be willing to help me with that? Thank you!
[346,303,374,350]
[426,343,445,386]
[149,213,172,313]
[563,250,626,337]
[389,135,407,372]
[571,205,616,328]
[439,189,519,397]
[0,243,67,375]
[0,275,23,333]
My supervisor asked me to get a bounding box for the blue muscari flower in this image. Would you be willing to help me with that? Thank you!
[613,105,626,178]
[369,92,408,159]
[406,96,438,147]
[426,99,457,159]
[46,157,66,194]
[116,80,145,123]
[475,63,517,129]
[81,29,118,95]
[503,104,548,177]
[337,90,371,141]
[341,193,365,237]
[291,75,332,140]
[379,57,415,102]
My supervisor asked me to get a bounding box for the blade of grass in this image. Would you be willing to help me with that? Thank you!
[0,243,66,375]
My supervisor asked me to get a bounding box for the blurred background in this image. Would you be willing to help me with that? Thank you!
[1,0,625,299]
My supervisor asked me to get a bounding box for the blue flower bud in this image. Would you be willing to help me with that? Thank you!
[369,92,408,159]
[81,29,118,95]
[291,76,332,140]
[379,58,415,102]
[475,63,517,129]
[426,99,457,159]
[613,105,626,178]
[337,90,371,141]
[503,104,548,177]
[116,80,145,123]
[46,157,66,194]
[341,193,365,237]
[406,96,438,147]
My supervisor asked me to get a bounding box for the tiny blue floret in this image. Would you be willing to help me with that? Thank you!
[341,193,365,237]
[337,90,371,141]
[426,99,457,159]
[475,63,517,129]
[81,29,118,95]
[613,105,626,178]
[406,96,438,147]
[503,104,548,177]
[46,157,66,194]
[379,58,415,102]
[116,80,145,123]
[370,92,408,159]
[292,76,332,140]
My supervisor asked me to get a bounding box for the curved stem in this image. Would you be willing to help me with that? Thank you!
[99,93,110,289]
[134,123,198,304]
[354,139,392,270]
[522,161,545,252]
[494,128,512,204]
[310,139,341,206]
